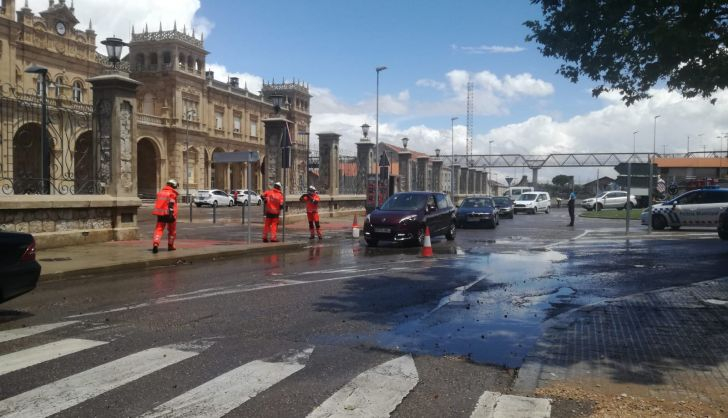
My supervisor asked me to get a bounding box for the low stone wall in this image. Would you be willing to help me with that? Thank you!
[283,194,365,217]
[0,195,141,249]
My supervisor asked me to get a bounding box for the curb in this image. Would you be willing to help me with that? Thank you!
[39,241,306,282]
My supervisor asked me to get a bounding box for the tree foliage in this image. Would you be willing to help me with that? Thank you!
[552,174,572,186]
[525,1,728,105]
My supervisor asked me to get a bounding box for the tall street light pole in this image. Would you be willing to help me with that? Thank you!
[488,139,494,195]
[648,115,660,233]
[375,66,387,207]
[632,130,638,154]
[450,117,458,196]
[185,109,196,222]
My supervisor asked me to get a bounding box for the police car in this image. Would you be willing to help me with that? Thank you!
[641,187,728,230]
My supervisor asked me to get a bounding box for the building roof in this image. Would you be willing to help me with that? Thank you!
[655,157,728,168]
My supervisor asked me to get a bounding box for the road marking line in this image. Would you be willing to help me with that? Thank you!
[0,338,107,376]
[470,391,551,418]
[140,347,313,418]
[306,354,419,418]
[0,321,78,344]
[0,346,197,418]
[68,268,428,319]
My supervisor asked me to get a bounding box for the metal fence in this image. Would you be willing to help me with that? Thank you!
[0,84,96,195]
[338,155,361,194]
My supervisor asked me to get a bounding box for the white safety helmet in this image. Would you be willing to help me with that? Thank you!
[167,179,178,189]
[308,185,316,193]
[273,182,282,189]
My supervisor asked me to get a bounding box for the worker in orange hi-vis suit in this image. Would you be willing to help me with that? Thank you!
[261,182,284,242]
[151,179,179,253]
[300,185,322,240]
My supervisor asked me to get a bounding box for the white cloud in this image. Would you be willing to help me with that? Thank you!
[206,63,263,93]
[416,79,447,91]
[27,0,207,52]
[452,44,526,54]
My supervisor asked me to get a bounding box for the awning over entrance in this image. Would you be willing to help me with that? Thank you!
[211,151,260,164]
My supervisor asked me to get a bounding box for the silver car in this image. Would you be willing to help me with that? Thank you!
[581,191,637,211]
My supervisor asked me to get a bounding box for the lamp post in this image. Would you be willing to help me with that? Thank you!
[184,109,196,221]
[401,137,409,149]
[25,64,49,194]
[488,139,494,195]
[632,130,638,154]
[450,116,458,195]
[101,37,127,70]
[300,131,310,188]
[648,115,660,233]
[375,66,387,207]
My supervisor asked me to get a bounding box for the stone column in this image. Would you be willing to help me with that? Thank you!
[460,167,469,194]
[416,156,429,191]
[483,171,489,195]
[474,170,481,194]
[318,133,341,195]
[432,160,443,192]
[88,73,142,241]
[451,164,461,196]
[398,151,412,191]
[356,139,375,195]
[532,168,539,188]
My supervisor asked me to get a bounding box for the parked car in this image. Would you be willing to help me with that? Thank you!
[363,191,456,247]
[718,206,728,240]
[581,191,638,211]
[513,192,551,214]
[1,231,40,303]
[456,196,499,229]
[641,187,728,230]
[232,189,262,206]
[194,189,234,207]
[492,196,514,219]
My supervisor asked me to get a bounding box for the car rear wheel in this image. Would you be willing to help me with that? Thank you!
[545,206,550,214]
[195,203,201,208]
[365,238,378,247]
[445,222,456,240]
[719,228,728,240]
[652,214,667,230]
[228,200,233,207]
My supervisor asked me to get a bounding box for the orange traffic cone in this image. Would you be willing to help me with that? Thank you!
[352,214,360,238]
[421,226,433,257]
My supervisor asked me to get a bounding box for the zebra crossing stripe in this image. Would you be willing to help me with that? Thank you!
[0,346,197,418]
[140,347,314,418]
[306,354,419,418]
[0,321,78,343]
[470,391,551,418]
[0,338,107,377]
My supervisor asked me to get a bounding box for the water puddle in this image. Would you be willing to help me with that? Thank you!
[369,249,603,368]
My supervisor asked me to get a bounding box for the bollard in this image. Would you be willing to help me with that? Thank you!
[213,204,217,224]
[241,201,245,224]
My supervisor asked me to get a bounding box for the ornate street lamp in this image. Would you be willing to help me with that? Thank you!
[101,37,127,70]
[401,137,409,149]
[435,148,441,158]
[361,123,370,141]
[375,66,387,207]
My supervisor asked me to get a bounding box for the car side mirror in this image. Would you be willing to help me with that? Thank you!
[672,202,677,208]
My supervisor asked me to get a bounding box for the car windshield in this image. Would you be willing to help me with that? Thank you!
[493,197,511,205]
[517,193,538,201]
[461,198,493,208]
[380,194,427,211]
[596,192,608,198]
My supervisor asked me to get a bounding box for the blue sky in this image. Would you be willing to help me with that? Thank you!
[31,0,728,183]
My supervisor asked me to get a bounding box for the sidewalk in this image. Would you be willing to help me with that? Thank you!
[514,277,728,416]
[38,211,363,281]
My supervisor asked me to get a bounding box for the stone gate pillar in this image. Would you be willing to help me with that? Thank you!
[356,138,374,195]
[432,160,443,192]
[318,132,340,195]
[451,164,461,196]
[88,72,142,241]
[417,156,429,191]
[398,151,411,192]
[262,116,292,187]
[460,167,469,194]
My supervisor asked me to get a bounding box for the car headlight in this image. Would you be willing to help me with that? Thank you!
[365,214,371,224]
[400,214,418,224]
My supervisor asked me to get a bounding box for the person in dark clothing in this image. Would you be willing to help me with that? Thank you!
[567,192,576,226]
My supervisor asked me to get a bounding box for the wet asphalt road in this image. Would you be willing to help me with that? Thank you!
[1,207,726,417]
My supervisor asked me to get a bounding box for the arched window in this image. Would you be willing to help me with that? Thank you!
[150,52,158,65]
[55,76,64,97]
[135,53,145,70]
[72,81,83,102]
[163,51,171,64]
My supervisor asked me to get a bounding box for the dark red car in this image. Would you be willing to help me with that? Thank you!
[363,192,456,247]
[0,231,40,303]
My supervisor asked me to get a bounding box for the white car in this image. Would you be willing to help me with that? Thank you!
[581,191,638,211]
[641,187,728,230]
[513,192,551,214]
[194,189,234,207]
[232,189,262,206]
